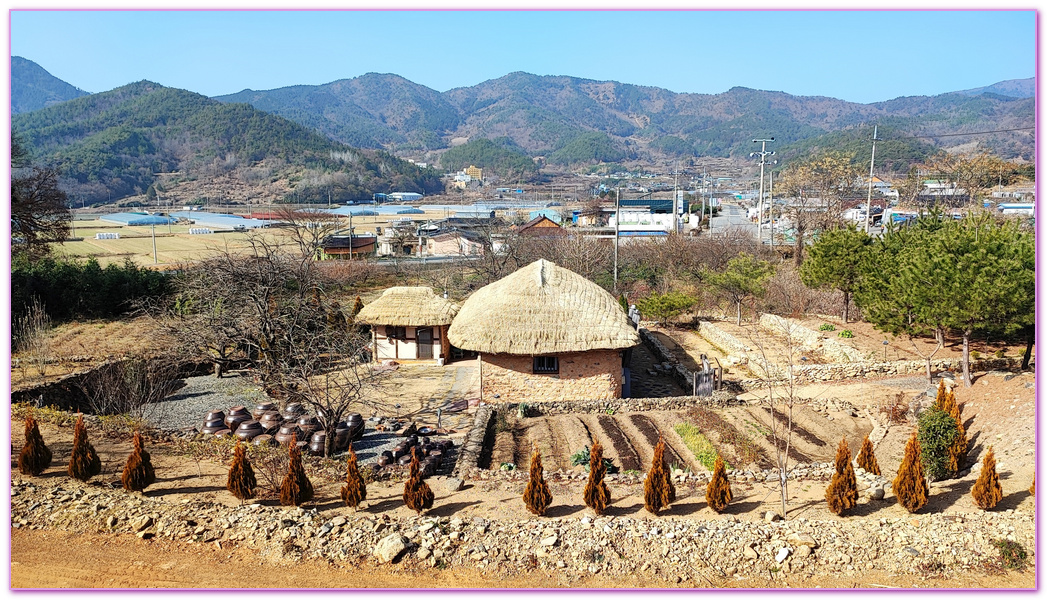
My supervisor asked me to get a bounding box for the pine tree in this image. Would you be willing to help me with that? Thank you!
[280,435,314,506]
[18,413,52,476]
[644,438,674,514]
[583,441,610,515]
[705,455,733,513]
[403,447,434,514]
[825,438,859,515]
[522,445,552,516]
[341,444,367,509]
[121,431,156,492]
[226,440,257,502]
[893,431,929,513]
[855,435,880,476]
[67,414,102,482]
[971,447,1003,510]
[947,400,968,473]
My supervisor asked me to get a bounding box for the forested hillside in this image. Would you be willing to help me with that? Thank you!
[11,56,89,114]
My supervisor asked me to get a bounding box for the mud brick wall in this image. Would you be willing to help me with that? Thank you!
[480,350,623,402]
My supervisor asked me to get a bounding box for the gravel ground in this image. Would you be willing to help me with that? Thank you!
[141,373,459,472]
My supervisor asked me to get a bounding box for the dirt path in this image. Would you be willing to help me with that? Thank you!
[12,528,1033,589]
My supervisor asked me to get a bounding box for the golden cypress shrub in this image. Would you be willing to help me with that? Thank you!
[403,447,434,514]
[67,415,101,482]
[947,401,968,473]
[1030,475,1035,497]
[341,445,367,509]
[855,435,880,476]
[644,439,673,514]
[971,447,1003,510]
[825,438,859,515]
[522,446,552,516]
[18,414,52,476]
[280,435,314,506]
[226,441,257,502]
[933,380,947,409]
[583,441,610,515]
[705,455,733,513]
[893,431,929,513]
[121,432,156,492]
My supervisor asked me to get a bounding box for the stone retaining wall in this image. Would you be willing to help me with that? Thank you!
[452,405,495,477]
[637,327,695,391]
[506,391,740,417]
[696,321,750,357]
[739,357,1022,386]
[759,314,864,363]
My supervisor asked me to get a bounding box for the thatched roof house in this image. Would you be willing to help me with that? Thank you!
[449,260,639,401]
[356,287,460,363]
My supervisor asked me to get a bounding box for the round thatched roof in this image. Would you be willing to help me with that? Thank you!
[448,259,640,354]
[355,287,459,327]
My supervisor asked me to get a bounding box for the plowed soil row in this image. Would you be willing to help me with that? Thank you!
[591,414,643,472]
[626,414,686,469]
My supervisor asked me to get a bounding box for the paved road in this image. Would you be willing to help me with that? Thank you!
[709,202,757,238]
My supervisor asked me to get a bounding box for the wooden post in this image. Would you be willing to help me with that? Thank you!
[478,354,483,404]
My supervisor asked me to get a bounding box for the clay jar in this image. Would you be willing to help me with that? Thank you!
[235,420,264,441]
[308,431,327,456]
[225,406,252,432]
[296,416,319,441]
[259,411,283,432]
[251,402,277,420]
[281,403,306,421]
[274,424,301,445]
[252,434,276,447]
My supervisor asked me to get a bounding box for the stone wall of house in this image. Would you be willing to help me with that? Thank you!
[481,350,623,402]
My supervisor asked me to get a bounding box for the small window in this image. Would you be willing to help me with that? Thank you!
[387,326,406,340]
[533,356,559,374]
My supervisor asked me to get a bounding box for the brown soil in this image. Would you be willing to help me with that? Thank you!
[13,528,1033,589]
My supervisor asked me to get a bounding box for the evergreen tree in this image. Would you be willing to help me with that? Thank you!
[121,431,156,492]
[1029,475,1034,497]
[947,399,968,473]
[280,435,314,506]
[918,406,959,481]
[704,253,776,326]
[644,438,674,514]
[855,435,880,476]
[18,413,52,476]
[341,444,367,509]
[67,414,101,482]
[705,455,733,513]
[522,445,552,516]
[226,440,257,502]
[583,441,610,515]
[825,438,859,515]
[799,225,873,322]
[971,447,1003,510]
[402,447,434,514]
[933,380,948,410]
[893,431,929,513]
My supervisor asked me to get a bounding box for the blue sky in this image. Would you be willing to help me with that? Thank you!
[9,10,1036,104]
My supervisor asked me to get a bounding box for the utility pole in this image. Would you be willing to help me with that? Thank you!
[672,160,679,234]
[864,125,881,234]
[768,170,775,252]
[613,187,620,292]
[151,223,158,265]
[750,138,775,245]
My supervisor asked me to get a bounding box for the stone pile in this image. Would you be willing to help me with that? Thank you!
[11,477,1033,585]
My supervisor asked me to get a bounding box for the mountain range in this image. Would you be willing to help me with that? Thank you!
[10,56,1036,203]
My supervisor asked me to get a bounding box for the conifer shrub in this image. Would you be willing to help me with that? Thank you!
[971,447,1003,510]
[121,431,156,492]
[825,438,859,515]
[644,438,674,514]
[947,400,968,473]
[1029,475,1035,497]
[68,414,102,482]
[403,447,434,514]
[18,413,52,476]
[917,406,959,481]
[522,446,552,516]
[341,445,367,509]
[227,440,257,502]
[705,455,733,513]
[279,435,314,506]
[893,431,929,513]
[583,441,610,515]
[933,380,947,409]
[855,434,880,476]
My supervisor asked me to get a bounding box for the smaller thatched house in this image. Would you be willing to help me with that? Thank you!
[449,259,639,402]
[355,287,460,363]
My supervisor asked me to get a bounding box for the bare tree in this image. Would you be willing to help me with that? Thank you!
[14,297,53,381]
[275,206,348,258]
[76,356,181,420]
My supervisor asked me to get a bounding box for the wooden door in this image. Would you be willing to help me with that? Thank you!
[417,327,433,360]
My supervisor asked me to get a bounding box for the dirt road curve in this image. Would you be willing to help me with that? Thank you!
[12,528,1032,589]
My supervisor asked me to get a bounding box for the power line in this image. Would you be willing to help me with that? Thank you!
[906,126,1035,139]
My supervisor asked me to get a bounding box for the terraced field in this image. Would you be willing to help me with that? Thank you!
[485,403,873,474]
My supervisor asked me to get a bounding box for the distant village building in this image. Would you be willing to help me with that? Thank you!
[464,165,483,180]
[448,259,639,402]
[387,192,424,203]
[355,287,460,364]
[515,214,564,236]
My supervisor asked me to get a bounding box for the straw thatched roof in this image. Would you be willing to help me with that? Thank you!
[448,259,640,354]
[355,287,459,327]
